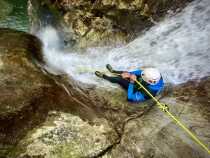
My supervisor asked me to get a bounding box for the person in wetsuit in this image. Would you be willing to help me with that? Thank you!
[95,64,164,102]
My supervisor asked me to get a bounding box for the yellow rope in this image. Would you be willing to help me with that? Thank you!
[100,70,209,153]
[135,80,210,154]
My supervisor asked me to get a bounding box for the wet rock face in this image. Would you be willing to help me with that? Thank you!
[28,0,192,48]
[0,28,209,158]
[0,28,63,156]
[0,28,44,117]
[0,28,114,157]
[173,77,210,122]
[103,78,210,158]
[0,28,146,158]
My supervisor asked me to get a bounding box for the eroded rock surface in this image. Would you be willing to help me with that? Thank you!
[103,78,210,158]
[9,111,118,158]
[0,28,149,158]
[0,28,108,157]
[0,28,73,156]
[28,0,192,48]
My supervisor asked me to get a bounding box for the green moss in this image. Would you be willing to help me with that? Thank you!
[51,143,83,158]
[0,0,13,20]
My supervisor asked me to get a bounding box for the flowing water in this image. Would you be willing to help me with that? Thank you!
[0,0,210,86]
[39,0,210,87]
[0,0,29,31]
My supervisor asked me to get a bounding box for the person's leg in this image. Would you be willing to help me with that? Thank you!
[103,75,129,90]
[106,64,124,74]
[111,70,124,74]
[95,71,129,90]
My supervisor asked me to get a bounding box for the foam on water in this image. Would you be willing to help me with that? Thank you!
[39,0,210,86]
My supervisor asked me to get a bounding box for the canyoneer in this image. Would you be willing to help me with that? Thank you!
[95,64,164,102]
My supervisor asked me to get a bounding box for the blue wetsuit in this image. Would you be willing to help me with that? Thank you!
[127,69,164,102]
[102,69,164,103]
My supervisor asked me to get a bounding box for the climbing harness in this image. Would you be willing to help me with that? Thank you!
[135,80,210,155]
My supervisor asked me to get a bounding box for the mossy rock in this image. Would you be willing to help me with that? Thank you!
[0,0,13,20]
[9,111,118,158]
[28,0,192,48]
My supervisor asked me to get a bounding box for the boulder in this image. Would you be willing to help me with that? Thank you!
[9,111,118,158]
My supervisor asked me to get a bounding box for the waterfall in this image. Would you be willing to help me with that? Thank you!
[38,0,210,86]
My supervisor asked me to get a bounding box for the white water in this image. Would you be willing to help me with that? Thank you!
[38,0,210,86]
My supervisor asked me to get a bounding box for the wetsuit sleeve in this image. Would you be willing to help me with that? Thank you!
[127,83,146,102]
[129,69,142,76]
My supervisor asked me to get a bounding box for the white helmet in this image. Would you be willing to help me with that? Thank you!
[141,68,161,85]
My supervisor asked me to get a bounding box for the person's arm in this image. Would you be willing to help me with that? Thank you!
[127,83,146,102]
[129,69,142,76]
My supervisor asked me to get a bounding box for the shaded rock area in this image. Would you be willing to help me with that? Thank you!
[0,28,150,158]
[0,28,79,156]
[28,0,193,48]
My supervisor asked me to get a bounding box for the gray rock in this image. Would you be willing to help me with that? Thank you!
[103,78,210,158]
[9,111,118,158]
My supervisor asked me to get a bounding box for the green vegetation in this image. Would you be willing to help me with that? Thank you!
[0,0,29,31]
